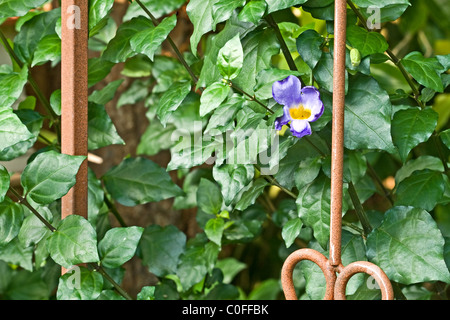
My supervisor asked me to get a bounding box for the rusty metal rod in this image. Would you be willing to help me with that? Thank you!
[60,0,89,272]
[329,0,347,268]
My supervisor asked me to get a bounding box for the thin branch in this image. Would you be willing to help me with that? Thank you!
[348,181,372,236]
[103,193,128,227]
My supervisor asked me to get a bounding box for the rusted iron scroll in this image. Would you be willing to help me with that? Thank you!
[281,0,394,300]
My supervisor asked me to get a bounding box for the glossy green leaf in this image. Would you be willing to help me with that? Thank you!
[0,0,48,19]
[296,29,324,70]
[282,218,303,248]
[197,178,223,215]
[394,169,445,211]
[346,25,389,57]
[294,157,322,190]
[88,103,125,150]
[102,16,154,63]
[391,107,438,163]
[57,266,104,300]
[402,51,444,92]
[213,164,254,206]
[394,155,444,185]
[367,206,450,284]
[102,157,183,206]
[130,14,177,61]
[199,82,230,117]
[0,66,28,109]
[156,80,192,126]
[124,0,185,21]
[139,225,186,277]
[440,129,450,150]
[205,217,225,245]
[47,215,99,269]
[265,0,307,13]
[235,178,268,211]
[88,57,114,88]
[186,0,220,54]
[31,33,61,67]
[137,122,176,156]
[88,79,124,105]
[13,8,60,65]
[205,94,244,133]
[21,151,86,205]
[344,74,395,153]
[88,0,114,37]
[212,0,246,27]
[0,198,24,245]
[99,226,144,268]
[217,34,244,80]
[18,205,53,247]
[0,166,9,203]
[88,168,104,219]
[238,0,267,24]
[313,51,347,93]
[296,174,332,249]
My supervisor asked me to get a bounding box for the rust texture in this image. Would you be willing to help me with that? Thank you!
[281,0,394,300]
[61,0,89,222]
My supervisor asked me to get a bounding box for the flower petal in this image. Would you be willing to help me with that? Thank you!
[290,119,312,138]
[272,75,302,107]
[300,86,324,122]
[274,106,291,130]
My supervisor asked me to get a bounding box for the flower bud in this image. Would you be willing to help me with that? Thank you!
[350,48,361,67]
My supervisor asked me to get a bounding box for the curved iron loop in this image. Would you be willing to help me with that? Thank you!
[334,261,394,300]
[281,248,337,300]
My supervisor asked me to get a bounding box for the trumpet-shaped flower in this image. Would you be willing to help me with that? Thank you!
[272,75,324,138]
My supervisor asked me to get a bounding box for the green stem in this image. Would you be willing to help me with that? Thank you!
[265,14,300,76]
[348,181,372,236]
[103,193,128,227]
[433,134,450,176]
[262,173,297,199]
[9,186,56,232]
[228,80,274,114]
[93,264,133,300]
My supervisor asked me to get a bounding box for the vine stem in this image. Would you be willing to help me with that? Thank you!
[347,181,372,237]
[8,186,133,300]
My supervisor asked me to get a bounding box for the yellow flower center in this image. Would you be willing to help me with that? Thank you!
[289,105,311,120]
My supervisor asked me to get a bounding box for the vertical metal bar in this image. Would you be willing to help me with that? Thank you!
[329,0,347,267]
[60,1,88,230]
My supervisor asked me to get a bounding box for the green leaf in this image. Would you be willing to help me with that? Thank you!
[199,82,231,117]
[344,74,395,153]
[13,8,60,65]
[47,215,99,269]
[205,217,225,246]
[394,169,445,211]
[313,51,347,93]
[102,16,154,63]
[197,178,223,215]
[124,0,185,21]
[88,79,124,105]
[88,0,114,37]
[139,225,186,277]
[0,108,35,157]
[186,0,220,55]
[57,266,104,300]
[0,0,48,19]
[156,81,192,126]
[391,107,438,163]
[296,29,324,70]
[31,33,61,67]
[233,28,280,95]
[265,0,307,13]
[0,198,24,245]
[213,164,254,206]
[212,0,246,27]
[440,129,450,150]
[88,168,104,219]
[235,177,268,211]
[137,286,156,300]
[402,51,444,92]
[296,174,332,249]
[238,0,267,24]
[294,157,322,190]
[0,66,29,109]
[21,151,86,205]
[88,57,114,88]
[282,218,303,248]
[346,25,389,57]
[18,205,53,247]
[395,155,444,185]
[217,34,244,80]
[130,14,177,61]
[102,157,183,206]
[367,206,450,284]
[88,103,125,150]
[49,89,61,116]
[0,166,9,203]
[0,238,33,271]
[98,226,144,268]
[137,122,176,156]
[205,94,244,133]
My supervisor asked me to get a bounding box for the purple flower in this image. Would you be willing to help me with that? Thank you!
[272,75,324,139]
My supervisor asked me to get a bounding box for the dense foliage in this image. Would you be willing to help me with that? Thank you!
[0,0,449,300]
